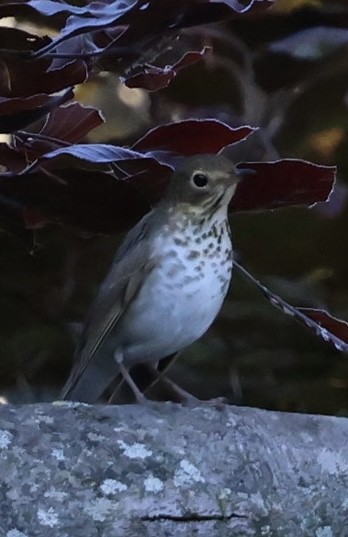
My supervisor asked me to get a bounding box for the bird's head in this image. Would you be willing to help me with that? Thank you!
[161,154,241,219]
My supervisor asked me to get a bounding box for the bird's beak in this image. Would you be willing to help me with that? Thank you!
[234,167,257,181]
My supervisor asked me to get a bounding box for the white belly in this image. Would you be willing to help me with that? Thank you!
[118,219,233,365]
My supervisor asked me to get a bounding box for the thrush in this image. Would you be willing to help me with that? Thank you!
[61,153,241,403]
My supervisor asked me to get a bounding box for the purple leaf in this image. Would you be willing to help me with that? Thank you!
[235,261,348,353]
[13,103,105,159]
[0,89,74,134]
[125,47,210,91]
[27,0,91,16]
[29,0,140,57]
[30,0,265,60]
[0,122,336,233]
[124,66,176,92]
[0,53,86,98]
[36,144,158,170]
[231,159,336,211]
[133,119,256,154]
[40,102,104,143]
[298,309,348,351]
[0,142,27,174]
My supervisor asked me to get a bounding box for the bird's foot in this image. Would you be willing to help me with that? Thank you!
[180,394,228,409]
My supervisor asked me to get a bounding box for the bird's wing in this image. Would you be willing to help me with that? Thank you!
[61,211,157,401]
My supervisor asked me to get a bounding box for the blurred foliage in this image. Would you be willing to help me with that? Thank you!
[0,0,348,414]
[274,0,322,12]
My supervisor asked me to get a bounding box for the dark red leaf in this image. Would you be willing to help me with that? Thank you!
[172,46,211,70]
[0,53,86,98]
[0,94,52,115]
[298,309,348,351]
[133,119,256,154]
[235,261,348,353]
[231,159,336,211]
[125,68,176,92]
[40,103,104,144]
[0,143,27,174]
[125,47,210,91]
[13,103,104,160]
[14,120,254,171]
[0,121,335,233]
[0,89,74,134]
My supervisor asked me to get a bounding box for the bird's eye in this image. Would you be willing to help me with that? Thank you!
[192,172,209,188]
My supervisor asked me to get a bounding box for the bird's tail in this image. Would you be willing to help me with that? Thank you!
[61,350,120,403]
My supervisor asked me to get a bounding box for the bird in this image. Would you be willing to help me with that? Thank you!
[61,153,241,403]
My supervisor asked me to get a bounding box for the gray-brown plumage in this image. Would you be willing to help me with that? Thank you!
[61,154,240,403]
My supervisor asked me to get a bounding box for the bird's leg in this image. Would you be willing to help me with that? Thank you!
[113,350,150,404]
[146,368,227,407]
[107,362,159,404]
[118,363,150,405]
[136,353,199,404]
[155,372,227,408]
[109,353,178,404]
[108,359,196,404]
[128,353,199,404]
[153,372,200,405]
